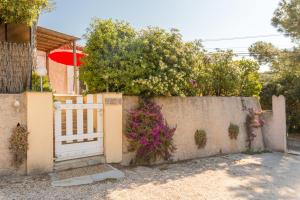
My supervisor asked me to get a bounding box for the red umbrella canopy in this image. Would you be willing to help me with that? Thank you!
[48,51,85,67]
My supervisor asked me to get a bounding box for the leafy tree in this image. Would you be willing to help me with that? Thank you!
[131,28,203,97]
[249,41,300,133]
[80,19,138,94]
[198,50,261,96]
[0,0,53,25]
[249,41,279,64]
[80,19,204,97]
[235,59,262,96]
[249,41,300,73]
[272,0,300,42]
[81,19,262,98]
[201,50,239,96]
[259,72,300,133]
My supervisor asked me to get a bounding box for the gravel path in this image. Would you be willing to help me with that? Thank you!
[0,153,300,200]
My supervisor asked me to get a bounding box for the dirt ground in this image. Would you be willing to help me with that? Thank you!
[0,152,300,200]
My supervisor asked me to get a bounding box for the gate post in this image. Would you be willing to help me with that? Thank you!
[26,92,53,174]
[102,93,123,163]
[262,95,287,152]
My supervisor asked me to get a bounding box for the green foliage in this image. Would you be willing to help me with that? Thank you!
[131,28,202,97]
[80,19,202,97]
[31,71,52,92]
[0,0,53,25]
[249,41,279,64]
[249,41,300,73]
[9,124,29,168]
[81,19,262,97]
[194,130,207,149]
[260,72,300,133]
[228,123,239,140]
[199,50,262,96]
[249,41,300,133]
[272,0,300,41]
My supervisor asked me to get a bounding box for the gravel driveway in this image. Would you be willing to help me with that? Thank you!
[0,152,300,200]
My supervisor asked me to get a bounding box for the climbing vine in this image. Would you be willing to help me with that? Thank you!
[245,108,264,150]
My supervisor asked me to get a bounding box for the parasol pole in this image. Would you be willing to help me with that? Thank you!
[73,40,77,94]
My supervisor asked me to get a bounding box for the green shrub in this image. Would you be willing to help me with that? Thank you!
[228,123,239,139]
[194,130,207,149]
[31,71,52,92]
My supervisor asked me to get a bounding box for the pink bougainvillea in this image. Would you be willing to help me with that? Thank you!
[126,99,176,165]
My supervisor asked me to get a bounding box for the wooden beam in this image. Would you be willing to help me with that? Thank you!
[37,42,60,49]
[37,26,79,41]
[37,32,70,43]
[37,37,64,46]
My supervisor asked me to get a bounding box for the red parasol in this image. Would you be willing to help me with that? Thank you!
[48,51,85,67]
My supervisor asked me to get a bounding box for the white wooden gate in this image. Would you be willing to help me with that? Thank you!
[54,94,103,161]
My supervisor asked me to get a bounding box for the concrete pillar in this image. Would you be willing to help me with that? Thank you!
[262,95,287,152]
[102,93,123,163]
[26,92,53,174]
[272,95,287,152]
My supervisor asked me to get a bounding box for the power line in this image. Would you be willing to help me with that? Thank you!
[202,34,283,42]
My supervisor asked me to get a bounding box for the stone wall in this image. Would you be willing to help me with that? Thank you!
[0,94,27,175]
[122,96,265,165]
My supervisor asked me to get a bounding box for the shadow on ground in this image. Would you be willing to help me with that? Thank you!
[0,153,300,200]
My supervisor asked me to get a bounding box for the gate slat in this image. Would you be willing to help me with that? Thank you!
[66,100,73,136]
[54,101,62,158]
[96,94,104,154]
[54,101,62,137]
[56,132,101,141]
[87,95,93,134]
[76,97,83,135]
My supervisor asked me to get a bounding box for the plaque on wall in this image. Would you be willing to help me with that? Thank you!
[105,98,122,105]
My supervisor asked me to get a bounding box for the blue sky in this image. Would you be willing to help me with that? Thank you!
[39,0,294,70]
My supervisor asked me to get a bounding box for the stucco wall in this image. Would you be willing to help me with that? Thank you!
[48,57,68,94]
[262,95,287,152]
[102,93,123,163]
[122,96,265,165]
[0,94,27,175]
[26,92,53,174]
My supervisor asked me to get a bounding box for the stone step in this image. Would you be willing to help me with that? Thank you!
[54,155,106,172]
[50,164,125,187]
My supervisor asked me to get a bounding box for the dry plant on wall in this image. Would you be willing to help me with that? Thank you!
[9,123,29,168]
[245,108,264,150]
[228,123,239,139]
[194,130,207,149]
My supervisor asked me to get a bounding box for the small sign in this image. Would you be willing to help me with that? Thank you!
[105,98,122,105]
